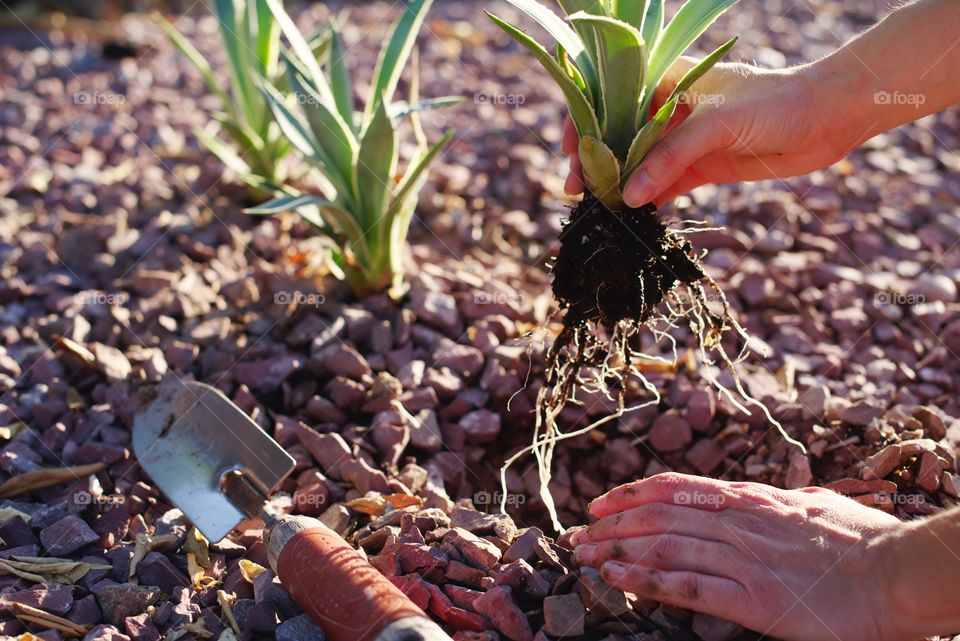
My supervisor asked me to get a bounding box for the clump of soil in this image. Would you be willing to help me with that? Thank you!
[552,191,707,329]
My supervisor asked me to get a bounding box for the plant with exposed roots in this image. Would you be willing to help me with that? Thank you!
[488,0,805,531]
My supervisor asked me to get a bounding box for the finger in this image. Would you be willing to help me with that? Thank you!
[623,115,728,208]
[588,472,732,518]
[654,168,708,206]
[650,56,698,114]
[561,116,578,154]
[575,534,740,576]
[601,562,747,619]
[564,154,584,195]
[573,501,728,547]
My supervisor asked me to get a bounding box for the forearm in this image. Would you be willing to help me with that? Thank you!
[881,507,960,640]
[808,0,960,145]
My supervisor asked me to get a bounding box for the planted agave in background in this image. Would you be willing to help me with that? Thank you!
[248,0,460,297]
[159,0,293,192]
[488,0,804,530]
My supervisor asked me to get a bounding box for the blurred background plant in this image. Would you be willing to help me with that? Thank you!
[246,0,460,298]
[158,0,294,196]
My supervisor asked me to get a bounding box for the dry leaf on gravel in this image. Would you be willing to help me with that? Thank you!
[238,559,268,583]
[0,463,107,498]
[216,590,241,636]
[129,532,180,581]
[346,494,389,515]
[0,556,112,584]
[8,601,91,637]
[164,620,214,641]
[385,493,423,509]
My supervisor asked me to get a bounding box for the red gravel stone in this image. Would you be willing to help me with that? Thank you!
[473,585,533,641]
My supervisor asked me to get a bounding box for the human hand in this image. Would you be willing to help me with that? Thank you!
[562,58,858,207]
[570,473,908,641]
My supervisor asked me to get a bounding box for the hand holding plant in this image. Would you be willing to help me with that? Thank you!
[565,0,960,206]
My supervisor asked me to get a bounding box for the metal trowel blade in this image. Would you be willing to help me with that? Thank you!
[132,380,295,542]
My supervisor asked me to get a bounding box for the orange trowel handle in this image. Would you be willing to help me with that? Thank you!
[268,517,451,641]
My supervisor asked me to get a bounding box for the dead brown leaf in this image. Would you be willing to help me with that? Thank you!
[9,602,90,637]
[384,493,423,509]
[0,556,112,584]
[0,463,107,498]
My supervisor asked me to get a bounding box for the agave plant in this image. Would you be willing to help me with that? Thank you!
[484,1,806,533]
[487,0,738,209]
[159,0,299,191]
[247,0,460,297]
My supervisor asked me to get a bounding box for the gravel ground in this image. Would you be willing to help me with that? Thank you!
[0,1,959,640]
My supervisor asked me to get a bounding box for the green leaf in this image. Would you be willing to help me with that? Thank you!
[264,0,338,109]
[328,25,355,131]
[245,194,324,214]
[645,0,738,112]
[389,96,464,120]
[557,0,601,92]
[391,128,454,211]
[613,0,645,28]
[363,0,433,125]
[285,65,357,193]
[195,126,254,177]
[252,0,280,77]
[640,0,663,49]
[578,136,622,207]
[214,0,259,123]
[261,80,352,197]
[567,13,645,160]
[623,95,677,179]
[504,0,600,102]
[556,44,588,92]
[487,12,601,141]
[355,97,398,231]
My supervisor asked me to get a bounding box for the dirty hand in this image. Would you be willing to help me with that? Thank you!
[570,473,919,641]
[562,59,847,207]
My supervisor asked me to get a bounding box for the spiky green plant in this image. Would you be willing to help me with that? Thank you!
[487,0,738,209]
[159,0,296,191]
[247,0,460,297]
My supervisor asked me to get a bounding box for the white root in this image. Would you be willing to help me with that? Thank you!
[499,276,806,533]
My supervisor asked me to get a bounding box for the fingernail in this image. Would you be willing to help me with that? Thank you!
[601,561,627,583]
[624,169,655,207]
[574,543,596,564]
[587,496,605,515]
[569,528,587,546]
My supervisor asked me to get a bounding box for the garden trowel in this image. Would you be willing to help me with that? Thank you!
[133,379,451,641]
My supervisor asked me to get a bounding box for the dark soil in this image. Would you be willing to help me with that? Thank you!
[552,191,705,330]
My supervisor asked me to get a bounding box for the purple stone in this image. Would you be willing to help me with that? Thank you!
[39,515,98,555]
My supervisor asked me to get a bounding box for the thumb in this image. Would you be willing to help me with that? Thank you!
[623,114,725,208]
